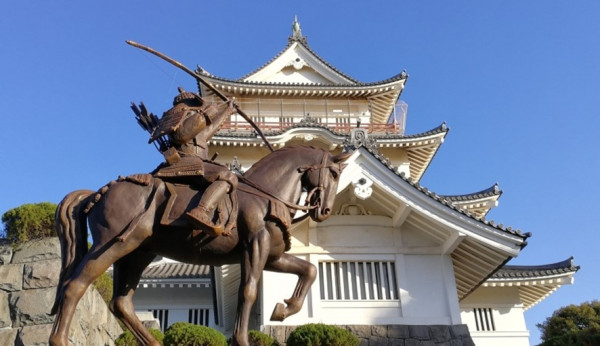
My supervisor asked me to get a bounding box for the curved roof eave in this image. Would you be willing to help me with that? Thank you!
[490,257,580,281]
[342,147,529,300]
[482,257,580,309]
[440,183,502,218]
[349,146,530,249]
[197,70,407,94]
[210,122,448,154]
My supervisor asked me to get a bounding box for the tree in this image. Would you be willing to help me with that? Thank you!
[1,202,57,245]
[537,300,600,346]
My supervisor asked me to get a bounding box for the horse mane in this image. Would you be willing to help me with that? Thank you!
[243,145,324,176]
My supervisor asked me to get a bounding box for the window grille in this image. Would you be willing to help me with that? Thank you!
[151,309,169,332]
[188,308,210,326]
[473,308,495,331]
[318,261,398,301]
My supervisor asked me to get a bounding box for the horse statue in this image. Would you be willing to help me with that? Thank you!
[49,145,350,346]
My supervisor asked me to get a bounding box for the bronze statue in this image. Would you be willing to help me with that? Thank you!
[49,41,350,346]
[134,89,238,236]
[49,145,350,346]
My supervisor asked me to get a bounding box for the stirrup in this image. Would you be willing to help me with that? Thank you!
[187,208,224,237]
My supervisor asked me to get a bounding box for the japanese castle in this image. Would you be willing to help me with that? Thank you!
[132,18,579,346]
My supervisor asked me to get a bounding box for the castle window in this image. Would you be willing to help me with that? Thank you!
[473,308,496,331]
[151,309,169,332]
[188,308,210,326]
[319,261,398,301]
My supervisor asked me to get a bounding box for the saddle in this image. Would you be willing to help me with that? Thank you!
[118,174,237,239]
[161,181,236,235]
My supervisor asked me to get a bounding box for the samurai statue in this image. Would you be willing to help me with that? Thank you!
[133,88,238,236]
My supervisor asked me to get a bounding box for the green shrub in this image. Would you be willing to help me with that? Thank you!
[248,330,280,346]
[287,324,359,346]
[163,322,226,346]
[115,328,164,345]
[1,202,56,245]
[93,271,113,306]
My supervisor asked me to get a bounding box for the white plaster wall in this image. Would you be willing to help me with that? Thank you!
[400,254,457,324]
[261,215,462,327]
[460,286,530,346]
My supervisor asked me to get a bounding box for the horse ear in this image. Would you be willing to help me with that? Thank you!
[331,150,353,163]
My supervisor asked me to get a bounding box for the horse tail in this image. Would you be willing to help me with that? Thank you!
[50,189,94,315]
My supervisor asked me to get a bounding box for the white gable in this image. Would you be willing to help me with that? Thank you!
[243,41,355,85]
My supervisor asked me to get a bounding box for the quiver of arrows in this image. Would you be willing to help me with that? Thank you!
[131,102,169,153]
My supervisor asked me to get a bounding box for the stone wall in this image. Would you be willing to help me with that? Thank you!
[263,324,475,346]
[0,238,122,346]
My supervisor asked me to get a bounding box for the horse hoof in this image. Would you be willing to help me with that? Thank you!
[270,302,286,321]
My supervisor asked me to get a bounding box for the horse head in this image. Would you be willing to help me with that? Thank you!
[300,149,352,222]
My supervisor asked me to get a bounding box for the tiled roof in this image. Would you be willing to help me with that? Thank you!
[141,262,210,280]
[440,183,502,202]
[237,34,360,84]
[214,122,447,142]
[357,144,531,242]
[197,32,407,88]
[492,257,580,280]
[198,68,407,88]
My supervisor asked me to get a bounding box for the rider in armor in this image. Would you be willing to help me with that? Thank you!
[149,88,238,236]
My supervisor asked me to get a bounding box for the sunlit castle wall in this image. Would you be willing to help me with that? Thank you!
[261,215,462,327]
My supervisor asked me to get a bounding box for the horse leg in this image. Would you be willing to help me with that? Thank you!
[232,229,271,346]
[110,250,158,345]
[265,253,317,321]
[50,242,131,346]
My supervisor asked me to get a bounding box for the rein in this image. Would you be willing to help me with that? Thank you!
[237,151,331,212]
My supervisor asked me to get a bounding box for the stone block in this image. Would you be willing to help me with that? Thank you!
[23,259,61,289]
[369,335,390,346]
[405,339,421,346]
[449,324,470,338]
[409,325,430,340]
[72,286,122,344]
[11,238,60,264]
[266,325,287,344]
[371,325,387,337]
[0,291,11,328]
[388,325,410,339]
[348,325,372,338]
[429,325,450,342]
[0,328,18,346]
[0,263,24,291]
[17,323,54,346]
[9,287,55,327]
[0,241,12,264]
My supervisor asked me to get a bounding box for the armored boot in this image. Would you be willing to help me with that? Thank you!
[187,181,230,236]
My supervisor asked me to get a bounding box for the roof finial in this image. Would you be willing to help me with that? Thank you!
[289,16,308,44]
[292,16,302,38]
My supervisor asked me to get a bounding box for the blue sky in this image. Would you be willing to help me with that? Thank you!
[1,2,598,344]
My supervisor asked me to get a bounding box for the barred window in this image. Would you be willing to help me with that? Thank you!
[319,261,398,301]
[188,308,210,326]
[151,309,169,332]
[473,308,495,331]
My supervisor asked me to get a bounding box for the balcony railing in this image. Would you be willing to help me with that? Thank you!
[219,117,402,134]
[207,98,407,134]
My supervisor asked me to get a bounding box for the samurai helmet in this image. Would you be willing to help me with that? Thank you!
[173,87,202,106]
